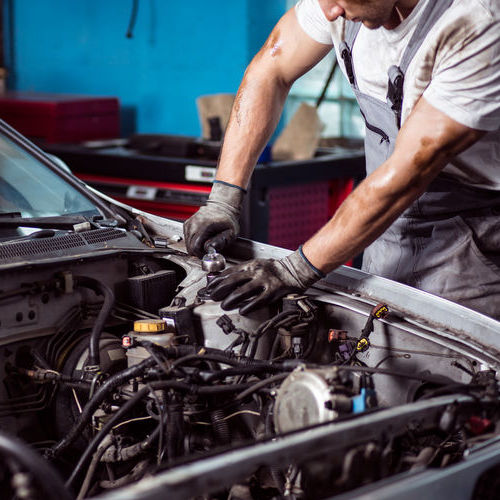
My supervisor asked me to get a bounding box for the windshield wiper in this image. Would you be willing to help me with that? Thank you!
[0,214,102,230]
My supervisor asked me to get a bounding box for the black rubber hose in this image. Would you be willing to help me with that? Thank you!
[50,357,156,458]
[234,373,290,402]
[66,380,253,489]
[205,365,285,383]
[249,311,300,359]
[65,384,153,489]
[300,322,318,360]
[166,403,184,462]
[160,349,273,371]
[0,431,73,500]
[211,408,231,445]
[52,346,267,458]
[101,425,161,463]
[74,276,115,369]
[146,343,276,369]
[168,353,248,372]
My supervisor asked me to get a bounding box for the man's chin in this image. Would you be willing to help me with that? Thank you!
[361,19,383,29]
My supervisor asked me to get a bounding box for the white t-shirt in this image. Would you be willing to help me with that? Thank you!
[295,0,500,190]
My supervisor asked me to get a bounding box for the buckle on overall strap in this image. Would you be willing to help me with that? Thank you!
[339,41,356,86]
[387,65,404,129]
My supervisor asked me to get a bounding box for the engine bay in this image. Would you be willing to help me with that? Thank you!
[0,225,499,500]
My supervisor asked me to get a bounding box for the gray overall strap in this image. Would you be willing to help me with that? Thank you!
[400,0,454,73]
[338,21,361,87]
[388,0,454,127]
[344,19,361,51]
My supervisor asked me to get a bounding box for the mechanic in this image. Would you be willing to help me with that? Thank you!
[184,0,500,319]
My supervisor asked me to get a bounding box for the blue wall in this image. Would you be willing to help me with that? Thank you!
[7,0,286,136]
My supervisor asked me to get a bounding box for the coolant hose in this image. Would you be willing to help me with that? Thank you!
[75,276,115,369]
[50,357,156,458]
[65,380,253,490]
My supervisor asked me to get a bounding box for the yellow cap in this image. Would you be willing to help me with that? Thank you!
[133,319,166,333]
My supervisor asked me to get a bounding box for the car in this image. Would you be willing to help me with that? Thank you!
[0,118,499,500]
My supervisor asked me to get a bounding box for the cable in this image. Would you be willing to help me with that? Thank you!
[143,343,171,376]
[307,362,480,386]
[112,415,153,430]
[249,310,301,360]
[146,384,164,465]
[205,365,283,384]
[50,357,156,458]
[0,431,72,500]
[76,435,114,500]
[168,353,247,371]
[234,373,290,402]
[66,379,252,490]
[66,384,159,489]
[125,0,139,38]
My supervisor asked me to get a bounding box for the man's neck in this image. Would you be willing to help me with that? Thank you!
[396,0,420,20]
[384,0,420,29]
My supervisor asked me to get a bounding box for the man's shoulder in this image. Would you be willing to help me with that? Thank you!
[441,0,499,26]
[474,0,500,19]
[426,0,499,59]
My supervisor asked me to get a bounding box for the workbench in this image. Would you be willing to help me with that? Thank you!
[43,138,365,252]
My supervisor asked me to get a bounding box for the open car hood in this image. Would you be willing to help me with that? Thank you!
[0,120,499,500]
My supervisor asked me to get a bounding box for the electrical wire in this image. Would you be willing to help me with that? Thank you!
[72,388,83,414]
[191,409,261,427]
[66,379,252,489]
[50,357,156,458]
[146,384,164,465]
[112,415,153,430]
[125,0,139,38]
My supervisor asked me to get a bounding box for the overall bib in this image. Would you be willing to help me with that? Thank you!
[340,0,500,319]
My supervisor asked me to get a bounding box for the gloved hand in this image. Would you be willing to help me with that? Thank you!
[208,246,326,315]
[183,181,246,258]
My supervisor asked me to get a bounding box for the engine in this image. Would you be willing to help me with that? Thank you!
[0,243,498,500]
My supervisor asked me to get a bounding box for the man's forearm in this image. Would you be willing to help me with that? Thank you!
[302,98,486,274]
[302,156,434,272]
[216,63,290,189]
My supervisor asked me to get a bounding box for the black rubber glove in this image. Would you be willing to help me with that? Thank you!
[208,246,326,315]
[183,181,246,258]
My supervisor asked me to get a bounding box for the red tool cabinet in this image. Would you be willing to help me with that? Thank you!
[43,139,364,258]
[0,92,120,143]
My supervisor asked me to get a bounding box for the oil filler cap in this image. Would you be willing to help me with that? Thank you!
[133,319,166,333]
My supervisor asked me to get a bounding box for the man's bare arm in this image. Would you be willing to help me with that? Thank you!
[302,97,486,272]
[215,8,332,188]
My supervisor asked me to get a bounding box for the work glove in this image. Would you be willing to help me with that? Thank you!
[208,246,326,315]
[183,181,246,258]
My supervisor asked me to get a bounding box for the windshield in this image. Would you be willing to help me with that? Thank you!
[0,134,100,219]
